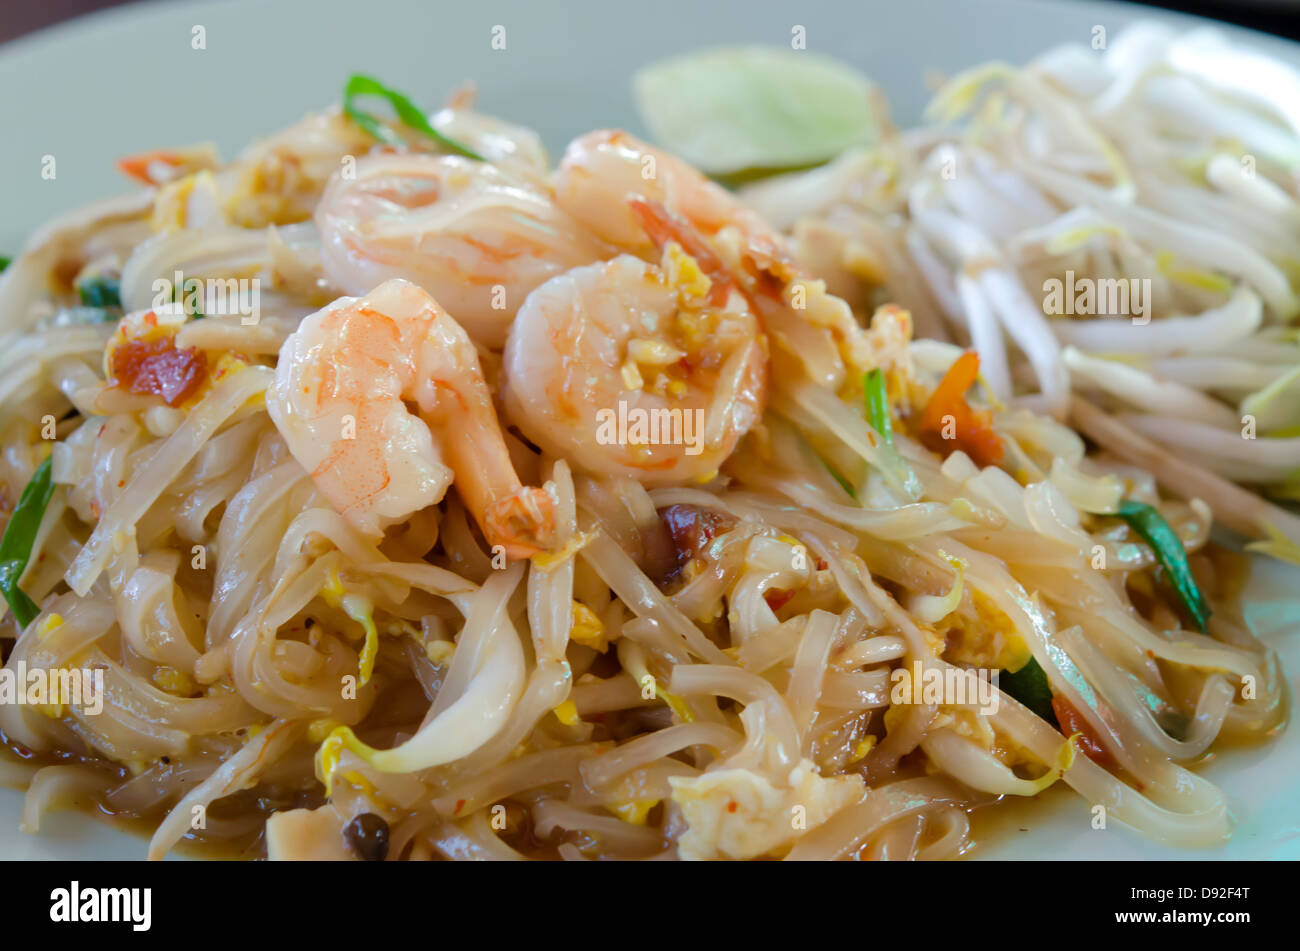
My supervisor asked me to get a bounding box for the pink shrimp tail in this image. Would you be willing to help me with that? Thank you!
[483,486,558,560]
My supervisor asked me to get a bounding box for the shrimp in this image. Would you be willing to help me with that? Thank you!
[553,131,874,389]
[502,248,767,485]
[266,278,555,558]
[427,99,551,175]
[315,153,604,348]
[553,130,793,276]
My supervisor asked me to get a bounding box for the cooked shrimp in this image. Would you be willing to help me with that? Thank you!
[554,130,792,273]
[553,131,871,389]
[502,247,767,484]
[266,278,555,558]
[315,153,604,348]
[427,98,551,175]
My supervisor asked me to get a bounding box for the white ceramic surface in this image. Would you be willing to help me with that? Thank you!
[0,0,1295,860]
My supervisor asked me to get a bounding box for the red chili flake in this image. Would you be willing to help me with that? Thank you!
[109,333,208,406]
[1051,695,1113,766]
[454,798,466,815]
[726,800,738,814]
[764,588,796,612]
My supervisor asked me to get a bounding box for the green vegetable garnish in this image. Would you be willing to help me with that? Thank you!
[820,456,857,500]
[1116,499,1211,633]
[77,275,121,309]
[0,256,10,272]
[634,46,878,176]
[998,657,1058,727]
[343,74,483,160]
[0,455,55,630]
[864,368,893,446]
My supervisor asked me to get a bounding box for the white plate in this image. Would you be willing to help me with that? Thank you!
[0,0,1296,860]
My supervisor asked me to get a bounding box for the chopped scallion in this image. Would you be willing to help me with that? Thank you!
[1117,499,1211,633]
[342,74,483,160]
[0,455,55,629]
[998,657,1058,727]
[864,368,893,446]
[77,275,121,309]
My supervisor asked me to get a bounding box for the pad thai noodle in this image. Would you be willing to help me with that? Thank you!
[0,26,1289,860]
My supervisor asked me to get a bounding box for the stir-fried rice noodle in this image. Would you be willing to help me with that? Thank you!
[0,53,1287,860]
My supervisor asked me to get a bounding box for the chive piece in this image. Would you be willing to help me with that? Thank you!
[1117,499,1211,632]
[0,256,10,272]
[864,368,893,446]
[820,456,856,500]
[77,275,121,309]
[998,657,1058,727]
[342,74,484,160]
[0,455,56,630]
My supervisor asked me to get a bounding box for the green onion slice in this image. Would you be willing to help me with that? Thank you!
[0,455,56,630]
[998,657,1058,727]
[343,74,483,160]
[77,275,122,309]
[864,368,893,446]
[1117,499,1211,633]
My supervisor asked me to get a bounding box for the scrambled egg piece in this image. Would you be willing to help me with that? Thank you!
[936,590,1031,671]
[568,601,608,652]
[928,705,1039,772]
[930,705,996,748]
[669,759,863,861]
[610,799,658,826]
[553,699,581,727]
[35,614,64,639]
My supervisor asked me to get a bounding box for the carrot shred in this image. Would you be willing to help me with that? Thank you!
[918,350,1004,467]
[115,149,184,185]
